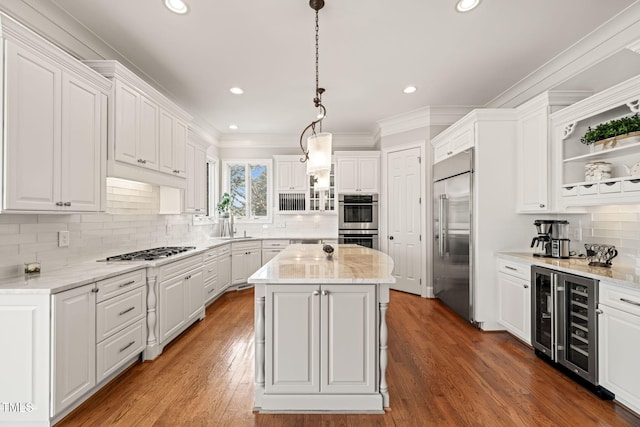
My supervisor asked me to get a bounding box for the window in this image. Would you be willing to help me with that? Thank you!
[223,159,272,221]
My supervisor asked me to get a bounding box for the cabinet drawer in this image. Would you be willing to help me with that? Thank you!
[96,286,146,342]
[217,243,231,256]
[204,260,218,282]
[96,319,145,382]
[497,258,530,280]
[578,183,597,195]
[561,186,578,197]
[159,254,204,281]
[204,279,220,302]
[599,282,640,317]
[262,239,289,249]
[204,248,218,261]
[622,178,640,192]
[97,269,146,303]
[599,181,621,194]
[232,240,261,251]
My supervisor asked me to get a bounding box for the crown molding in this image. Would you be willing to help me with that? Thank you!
[485,2,640,109]
[627,38,640,54]
[376,106,476,137]
[218,132,374,149]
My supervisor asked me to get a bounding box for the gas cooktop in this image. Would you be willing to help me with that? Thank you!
[101,246,196,261]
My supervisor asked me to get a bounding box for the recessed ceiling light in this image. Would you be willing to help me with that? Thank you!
[164,0,188,14]
[456,0,480,12]
[230,87,244,95]
[403,86,417,94]
[229,124,238,130]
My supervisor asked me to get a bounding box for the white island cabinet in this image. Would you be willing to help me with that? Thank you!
[249,244,395,413]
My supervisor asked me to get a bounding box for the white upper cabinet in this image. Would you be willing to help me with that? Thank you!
[432,125,474,164]
[275,156,307,191]
[335,151,380,193]
[84,60,192,188]
[3,23,109,213]
[184,136,207,214]
[515,91,591,213]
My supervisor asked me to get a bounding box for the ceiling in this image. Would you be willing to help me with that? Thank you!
[50,0,637,138]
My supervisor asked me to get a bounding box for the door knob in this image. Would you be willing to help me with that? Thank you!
[389,236,394,240]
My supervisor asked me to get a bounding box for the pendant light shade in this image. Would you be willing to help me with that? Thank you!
[314,169,331,190]
[306,132,332,176]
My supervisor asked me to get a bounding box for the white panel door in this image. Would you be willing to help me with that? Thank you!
[52,284,96,416]
[265,284,320,393]
[61,73,103,212]
[321,284,376,393]
[114,80,139,165]
[158,108,175,174]
[138,95,159,170]
[387,147,422,295]
[5,42,61,211]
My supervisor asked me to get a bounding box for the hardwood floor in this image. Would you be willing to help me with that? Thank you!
[58,289,640,427]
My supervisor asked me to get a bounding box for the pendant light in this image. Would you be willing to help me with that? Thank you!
[299,0,332,189]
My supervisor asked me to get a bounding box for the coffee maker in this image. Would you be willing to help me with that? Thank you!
[531,220,570,258]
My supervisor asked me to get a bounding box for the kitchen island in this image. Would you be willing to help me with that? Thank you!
[249,244,395,413]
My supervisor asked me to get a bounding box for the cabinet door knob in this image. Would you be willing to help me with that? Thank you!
[539,204,545,208]
[137,159,144,163]
[389,236,394,240]
[55,202,63,206]
[312,290,320,296]
[321,290,329,296]
[596,309,603,315]
[524,284,529,289]
[63,202,71,206]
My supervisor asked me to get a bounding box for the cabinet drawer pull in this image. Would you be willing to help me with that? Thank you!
[137,159,144,163]
[63,202,71,206]
[208,288,215,294]
[119,341,136,353]
[620,298,640,307]
[119,306,135,316]
[208,269,214,273]
[56,202,64,206]
[119,280,136,288]
[91,288,99,293]
[185,274,192,280]
[505,266,517,271]
[630,179,640,184]
[604,182,616,186]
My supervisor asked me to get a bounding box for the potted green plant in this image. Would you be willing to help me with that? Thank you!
[217,192,232,218]
[580,113,640,148]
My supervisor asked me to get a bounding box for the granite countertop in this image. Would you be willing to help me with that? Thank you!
[0,236,339,294]
[248,244,396,284]
[497,252,640,291]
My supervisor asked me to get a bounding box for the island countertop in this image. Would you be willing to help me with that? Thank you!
[248,244,396,284]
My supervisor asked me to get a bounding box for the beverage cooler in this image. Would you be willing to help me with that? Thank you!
[531,266,602,387]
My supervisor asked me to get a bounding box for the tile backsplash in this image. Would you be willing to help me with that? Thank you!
[0,178,337,279]
[582,205,640,268]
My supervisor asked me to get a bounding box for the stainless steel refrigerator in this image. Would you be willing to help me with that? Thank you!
[433,149,473,323]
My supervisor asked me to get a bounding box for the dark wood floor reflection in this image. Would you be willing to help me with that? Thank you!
[58,289,640,426]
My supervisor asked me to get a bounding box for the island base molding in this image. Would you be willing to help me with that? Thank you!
[254,394,384,413]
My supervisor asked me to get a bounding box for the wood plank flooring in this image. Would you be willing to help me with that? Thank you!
[58,289,640,427]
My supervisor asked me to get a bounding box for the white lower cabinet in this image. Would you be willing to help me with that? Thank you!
[598,282,640,414]
[261,239,289,265]
[232,241,262,285]
[265,284,376,394]
[158,254,204,345]
[52,283,97,415]
[496,258,531,345]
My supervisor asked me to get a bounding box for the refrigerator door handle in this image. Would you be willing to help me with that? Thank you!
[438,194,447,256]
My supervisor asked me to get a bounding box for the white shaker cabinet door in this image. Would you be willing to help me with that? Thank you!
[159,275,186,342]
[497,272,531,344]
[357,157,380,193]
[114,80,140,166]
[184,269,204,322]
[61,73,105,212]
[517,107,549,212]
[218,254,232,291]
[4,42,61,211]
[51,284,96,416]
[321,284,376,393]
[265,284,320,394]
[138,95,159,170]
[173,120,188,176]
[337,158,359,193]
[158,108,175,174]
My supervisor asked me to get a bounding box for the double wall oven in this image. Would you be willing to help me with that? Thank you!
[338,194,379,249]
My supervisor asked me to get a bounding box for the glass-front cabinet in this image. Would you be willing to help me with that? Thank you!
[308,163,335,212]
